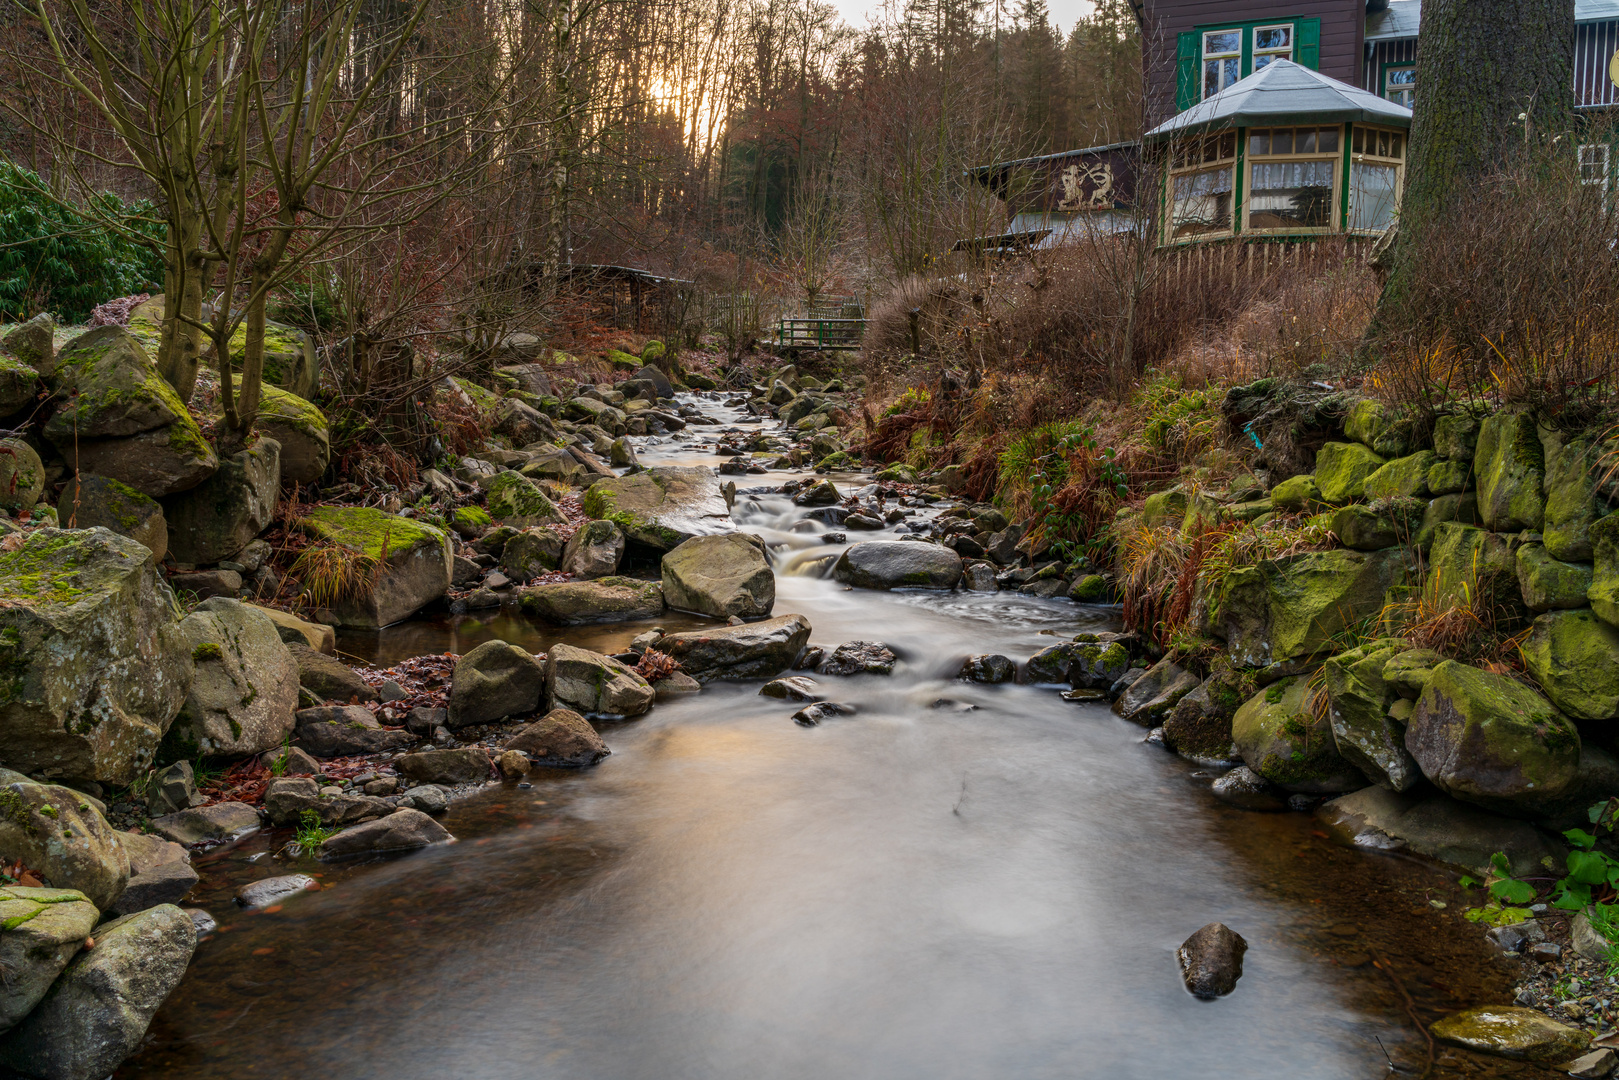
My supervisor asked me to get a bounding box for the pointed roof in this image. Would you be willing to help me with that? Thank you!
[1144,60,1413,143]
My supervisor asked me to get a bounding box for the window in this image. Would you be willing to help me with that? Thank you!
[1349,125,1407,232]
[1253,25,1293,70]
[1384,65,1416,108]
[1246,127,1339,231]
[1580,143,1610,211]
[1167,133,1237,241]
[1202,30,1241,99]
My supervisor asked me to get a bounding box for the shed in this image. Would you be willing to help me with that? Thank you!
[1143,59,1412,245]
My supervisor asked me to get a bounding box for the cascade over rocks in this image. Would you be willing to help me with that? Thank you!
[661,533,774,618]
[0,528,189,786]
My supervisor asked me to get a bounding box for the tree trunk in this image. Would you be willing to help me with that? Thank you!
[1376,0,1574,318]
[156,214,206,404]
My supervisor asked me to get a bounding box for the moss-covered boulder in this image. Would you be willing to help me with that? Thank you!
[1426,458,1471,496]
[0,529,189,786]
[250,386,329,484]
[1406,660,1579,808]
[1163,669,1247,763]
[0,312,52,371]
[1231,676,1368,793]
[0,779,131,910]
[0,438,42,511]
[1522,609,1619,721]
[1314,442,1387,504]
[1269,474,1324,514]
[1330,504,1400,551]
[1321,643,1421,790]
[1362,451,1437,501]
[582,466,734,551]
[228,318,317,399]
[1415,493,1480,552]
[560,518,625,579]
[1433,413,1481,461]
[1343,399,1417,457]
[1140,488,1188,529]
[518,577,664,624]
[162,438,280,565]
[1474,412,1545,532]
[1383,648,1445,699]
[1591,512,1619,628]
[1427,522,1521,610]
[546,643,653,719]
[62,419,218,499]
[486,470,565,528]
[40,327,188,441]
[1430,1006,1589,1063]
[0,884,98,1032]
[1515,542,1593,612]
[499,527,564,583]
[563,396,627,434]
[163,598,298,758]
[662,533,774,619]
[1541,427,1605,562]
[57,475,167,563]
[297,507,453,629]
[1214,548,1413,667]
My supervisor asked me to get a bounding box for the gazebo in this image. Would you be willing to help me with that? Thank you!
[1143,59,1413,246]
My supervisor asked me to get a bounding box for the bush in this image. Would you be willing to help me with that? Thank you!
[0,164,164,323]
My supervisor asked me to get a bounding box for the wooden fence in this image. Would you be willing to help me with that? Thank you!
[1159,237,1377,290]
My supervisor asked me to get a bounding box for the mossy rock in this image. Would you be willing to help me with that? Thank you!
[1331,504,1400,551]
[815,451,856,471]
[1591,512,1619,629]
[1382,647,1444,698]
[1414,492,1480,552]
[0,345,39,416]
[1515,542,1593,612]
[246,386,329,485]
[162,438,281,565]
[1407,660,1580,809]
[0,439,43,511]
[641,340,667,364]
[40,326,189,441]
[1270,474,1323,513]
[486,470,565,527]
[1426,522,1522,613]
[1069,574,1108,602]
[1362,451,1437,501]
[1231,676,1368,793]
[1140,488,1188,530]
[1522,609,1619,721]
[450,505,492,539]
[1474,411,1545,532]
[1213,548,1414,667]
[227,319,317,398]
[57,474,167,562]
[1430,1006,1588,1063]
[1426,458,1471,496]
[298,507,453,629]
[581,467,731,551]
[874,464,919,484]
[1433,413,1481,461]
[1342,398,1417,457]
[606,349,641,370]
[1321,642,1420,790]
[1313,442,1387,504]
[1540,426,1605,562]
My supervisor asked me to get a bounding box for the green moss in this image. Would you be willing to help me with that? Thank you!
[165,414,213,460]
[301,506,445,560]
[192,642,222,662]
[0,531,127,607]
[0,787,34,832]
[453,506,491,529]
[255,385,327,432]
[1265,684,1285,704]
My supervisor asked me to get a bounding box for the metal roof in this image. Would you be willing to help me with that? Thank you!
[1367,0,1619,40]
[964,141,1141,181]
[1144,59,1413,142]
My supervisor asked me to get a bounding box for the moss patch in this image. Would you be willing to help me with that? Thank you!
[300,506,446,560]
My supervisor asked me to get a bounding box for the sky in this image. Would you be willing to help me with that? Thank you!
[827,0,1098,37]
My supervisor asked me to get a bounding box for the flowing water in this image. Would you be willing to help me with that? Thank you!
[123,400,1545,1080]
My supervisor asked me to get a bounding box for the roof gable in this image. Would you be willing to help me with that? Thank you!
[1144,59,1413,140]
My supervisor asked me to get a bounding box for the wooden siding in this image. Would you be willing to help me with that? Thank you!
[1359,21,1619,107]
[1142,0,1364,126]
[1362,38,1416,95]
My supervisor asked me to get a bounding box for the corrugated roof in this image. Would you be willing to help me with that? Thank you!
[1144,59,1413,142]
[1367,0,1619,41]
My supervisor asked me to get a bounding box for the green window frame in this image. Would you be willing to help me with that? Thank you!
[1175,18,1321,111]
[1382,63,1416,108]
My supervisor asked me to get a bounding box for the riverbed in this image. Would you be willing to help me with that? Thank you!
[121,401,1541,1079]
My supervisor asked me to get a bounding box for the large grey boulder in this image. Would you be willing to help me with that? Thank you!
[252,386,330,484]
[163,439,281,565]
[546,644,654,718]
[581,466,733,550]
[518,577,664,624]
[146,801,260,846]
[1231,676,1367,793]
[560,519,625,578]
[0,905,197,1080]
[1320,642,1421,791]
[56,475,167,563]
[0,529,189,787]
[1,312,52,370]
[833,540,963,590]
[504,708,610,766]
[295,705,415,758]
[296,507,453,629]
[1406,660,1580,810]
[318,808,453,859]
[286,641,376,703]
[0,886,98,1033]
[499,527,564,583]
[661,533,775,618]
[1213,548,1412,667]
[163,598,299,758]
[448,641,546,728]
[1474,411,1546,532]
[659,613,812,681]
[106,831,197,916]
[1320,785,1566,877]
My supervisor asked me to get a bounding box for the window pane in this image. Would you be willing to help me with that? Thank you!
[1249,132,1270,156]
[1255,53,1276,69]
[1204,30,1241,55]
[1377,131,1390,156]
[1204,61,1220,98]
[1387,68,1416,88]
[1353,128,1365,153]
[1268,130,1292,155]
[1223,57,1239,88]
[1254,26,1291,50]
[1249,160,1335,229]
[1349,162,1398,231]
[1171,166,1234,237]
[1318,128,1339,153]
[1390,133,1402,158]
[1298,130,1316,153]
[1220,132,1237,158]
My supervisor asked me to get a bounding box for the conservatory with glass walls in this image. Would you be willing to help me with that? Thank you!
[1144,58,1413,246]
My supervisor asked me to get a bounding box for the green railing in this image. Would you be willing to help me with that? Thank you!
[774,317,867,350]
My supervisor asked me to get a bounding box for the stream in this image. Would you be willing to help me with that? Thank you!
[122,399,1537,1079]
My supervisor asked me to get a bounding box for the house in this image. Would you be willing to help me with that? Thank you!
[962,141,1141,254]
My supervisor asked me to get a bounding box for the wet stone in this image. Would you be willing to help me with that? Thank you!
[1177,922,1247,999]
[760,676,823,701]
[236,874,317,910]
[792,702,856,727]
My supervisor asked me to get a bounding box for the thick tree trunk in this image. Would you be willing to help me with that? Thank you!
[1377,0,1574,317]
